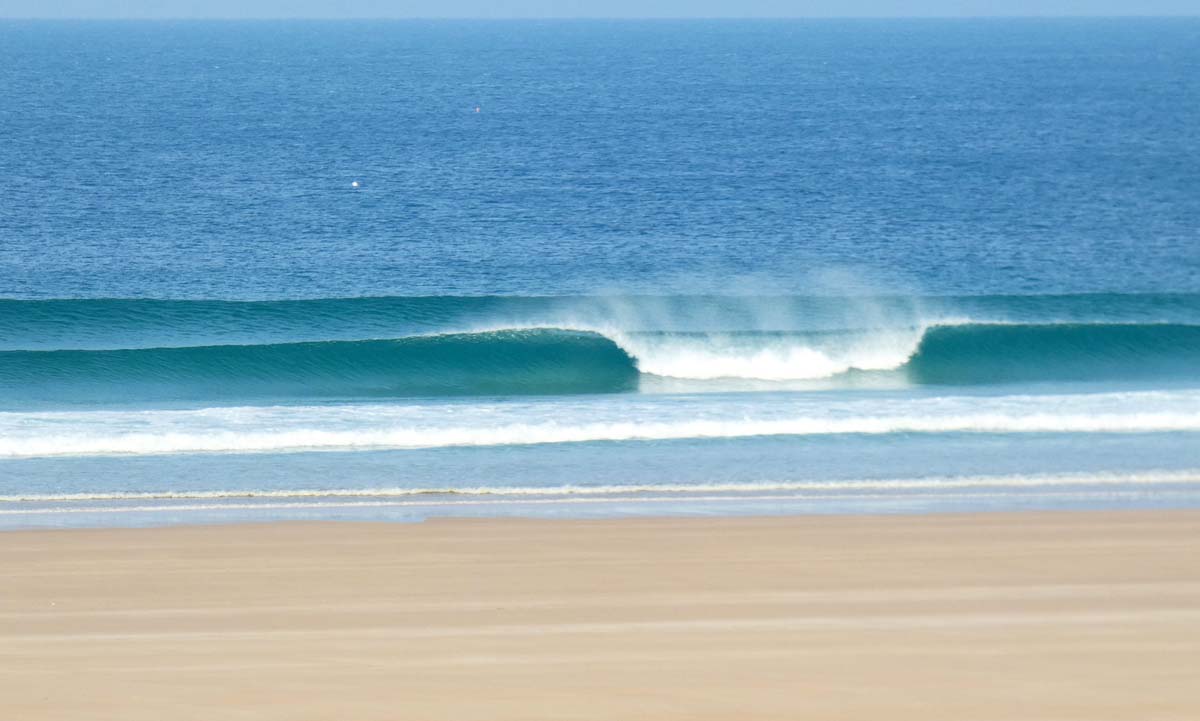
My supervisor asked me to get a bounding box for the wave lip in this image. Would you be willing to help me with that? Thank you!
[5,293,1199,352]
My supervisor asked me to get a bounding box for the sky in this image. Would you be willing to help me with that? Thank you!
[2,1,1197,19]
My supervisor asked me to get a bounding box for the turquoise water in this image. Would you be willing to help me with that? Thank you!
[1,20,1198,527]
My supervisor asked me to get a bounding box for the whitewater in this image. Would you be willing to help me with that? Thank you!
[2,388,1199,458]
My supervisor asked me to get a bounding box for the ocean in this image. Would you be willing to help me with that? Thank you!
[1,18,1198,527]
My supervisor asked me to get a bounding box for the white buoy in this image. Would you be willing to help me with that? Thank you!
[351,180,360,188]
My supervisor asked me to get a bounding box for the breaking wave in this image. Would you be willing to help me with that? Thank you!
[1,321,1198,404]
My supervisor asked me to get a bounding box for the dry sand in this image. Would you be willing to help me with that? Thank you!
[2,510,1199,720]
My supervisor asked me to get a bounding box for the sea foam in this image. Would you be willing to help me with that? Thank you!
[2,388,1196,458]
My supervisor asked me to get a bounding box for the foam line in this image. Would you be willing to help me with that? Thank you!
[2,470,1197,504]
[2,411,1199,459]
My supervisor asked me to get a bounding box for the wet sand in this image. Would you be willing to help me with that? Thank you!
[3,510,1199,720]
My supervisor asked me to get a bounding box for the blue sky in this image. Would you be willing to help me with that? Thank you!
[2,1,1197,18]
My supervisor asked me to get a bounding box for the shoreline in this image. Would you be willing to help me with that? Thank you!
[4,509,1200,719]
[6,470,1200,531]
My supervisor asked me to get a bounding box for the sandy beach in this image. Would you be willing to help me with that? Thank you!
[3,510,1199,720]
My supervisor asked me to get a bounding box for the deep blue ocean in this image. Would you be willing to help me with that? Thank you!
[1,19,1198,527]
